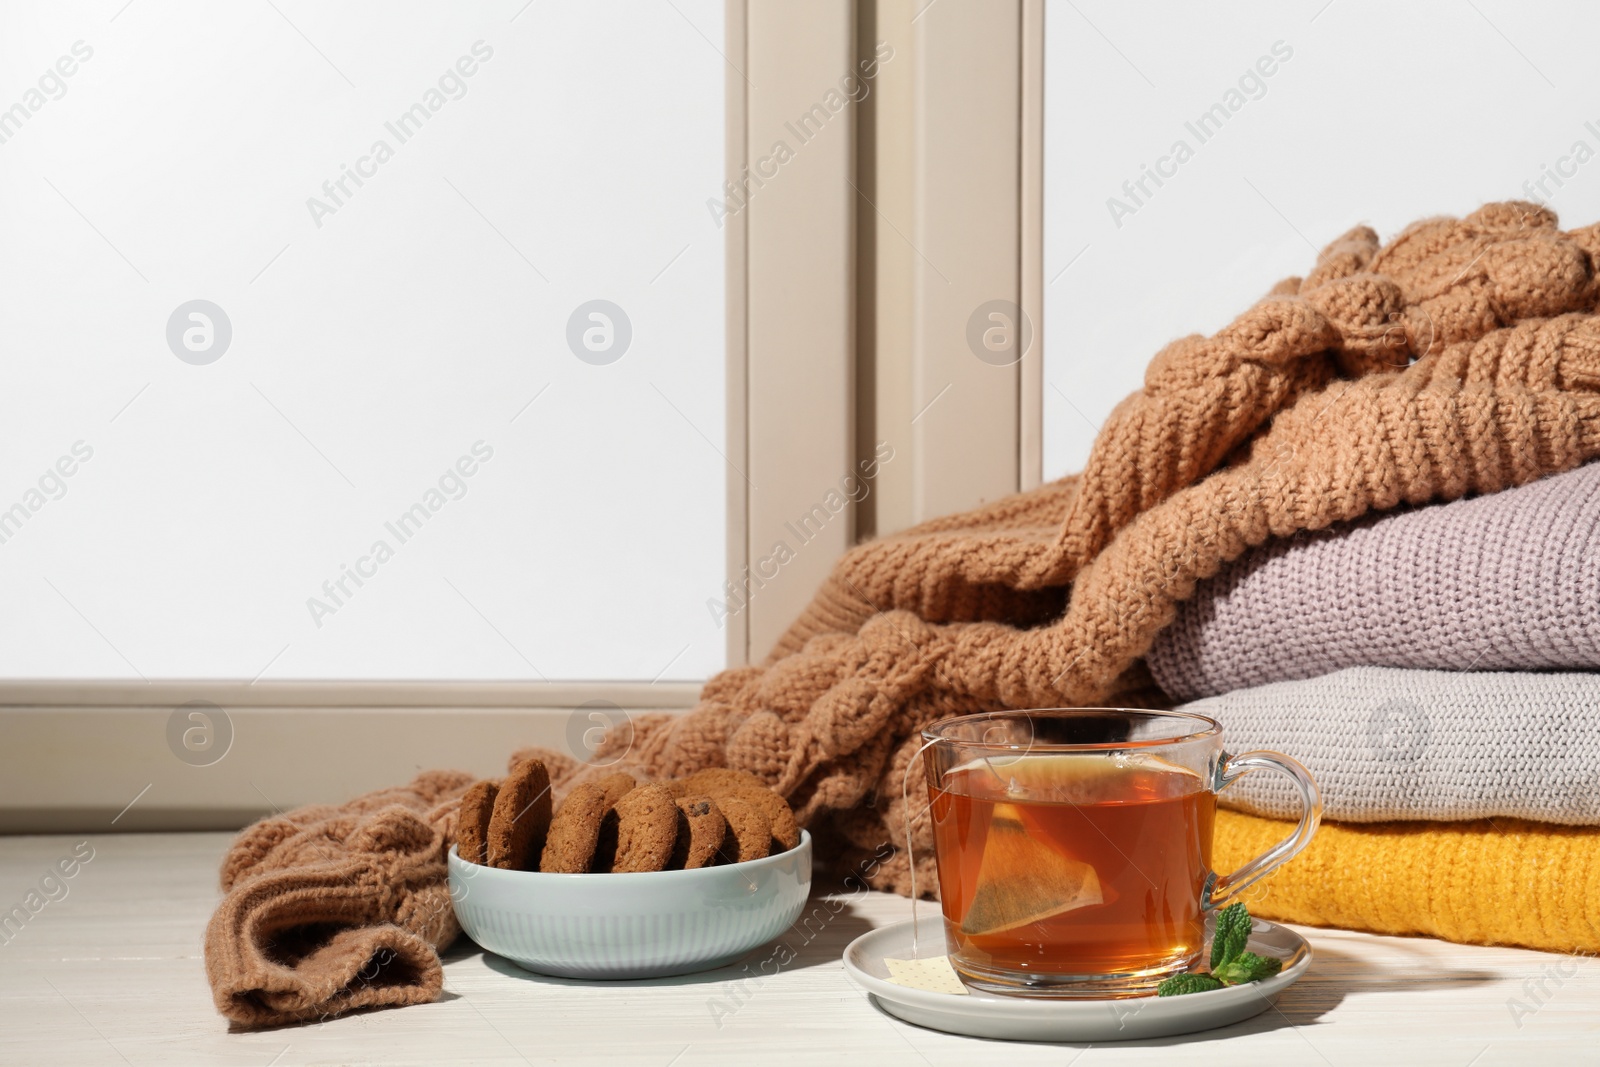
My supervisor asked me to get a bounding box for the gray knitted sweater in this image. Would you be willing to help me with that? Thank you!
[1148,462,1600,702]
[1185,666,1600,824]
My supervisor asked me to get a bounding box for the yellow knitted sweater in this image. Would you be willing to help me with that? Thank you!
[1217,812,1600,954]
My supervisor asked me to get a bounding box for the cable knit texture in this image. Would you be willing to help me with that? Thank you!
[204,771,475,1028]
[1216,810,1600,954]
[1186,666,1600,823]
[1149,462,1600,701]
[536,202,1600,895]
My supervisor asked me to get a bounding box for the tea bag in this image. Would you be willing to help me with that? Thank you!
[959,802,1104,936]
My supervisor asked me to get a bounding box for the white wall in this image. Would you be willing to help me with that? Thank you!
[1044,0,1600,480]
[0,1,726,681]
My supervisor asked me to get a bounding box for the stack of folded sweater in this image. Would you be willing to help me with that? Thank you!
[1148,461,1600,951]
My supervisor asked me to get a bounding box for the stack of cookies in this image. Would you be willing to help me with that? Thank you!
[454,759,800,873]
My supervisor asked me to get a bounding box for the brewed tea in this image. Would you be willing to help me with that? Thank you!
[929,751,1215,986]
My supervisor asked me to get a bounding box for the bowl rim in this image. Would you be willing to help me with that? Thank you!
[447,828,812,884]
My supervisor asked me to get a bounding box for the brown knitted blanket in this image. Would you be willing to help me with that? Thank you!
[204,770,475,1027]
[553,201,1600,894]
[205,203,1600,1026]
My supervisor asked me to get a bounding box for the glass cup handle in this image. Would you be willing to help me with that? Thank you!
[1202,750,1322,911]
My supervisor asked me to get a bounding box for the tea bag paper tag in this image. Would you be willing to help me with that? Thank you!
[884,955,969,996]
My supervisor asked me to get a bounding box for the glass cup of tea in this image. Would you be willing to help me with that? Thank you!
[922,708,1320,998]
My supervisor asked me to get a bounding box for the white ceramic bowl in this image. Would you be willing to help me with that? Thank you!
[447,831,812,979]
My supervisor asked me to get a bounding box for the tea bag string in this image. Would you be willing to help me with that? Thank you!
[900,733,946,954]
[901,734,1022,954]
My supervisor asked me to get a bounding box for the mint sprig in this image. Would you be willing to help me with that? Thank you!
[1156,903,1282,997]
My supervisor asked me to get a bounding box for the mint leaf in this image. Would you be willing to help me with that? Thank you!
[1209,901,1251,971]
[1213,951,1284,986]
[1157,904,1283,996]
[1157,973,1226,996]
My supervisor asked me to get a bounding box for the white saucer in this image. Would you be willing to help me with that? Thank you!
[843,917,1311,1042]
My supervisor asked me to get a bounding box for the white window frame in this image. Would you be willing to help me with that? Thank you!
[2,0,1043,831]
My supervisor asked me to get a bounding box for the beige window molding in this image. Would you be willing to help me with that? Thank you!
[0,680,703,709]
[0,682,707,835]
[1020,0,1046,492]
[857,0,1037,536]
[738,0,857,661]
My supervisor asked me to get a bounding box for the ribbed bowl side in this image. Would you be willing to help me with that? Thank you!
[449,833,813,980]
[456,885,806,978]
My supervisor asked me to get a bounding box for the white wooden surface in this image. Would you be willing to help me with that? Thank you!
[1,832,1595,1065]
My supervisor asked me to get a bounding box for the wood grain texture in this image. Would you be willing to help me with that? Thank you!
[0,832,1594,1065]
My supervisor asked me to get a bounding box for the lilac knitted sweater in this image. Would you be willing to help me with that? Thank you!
[1147,463,1600,703]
